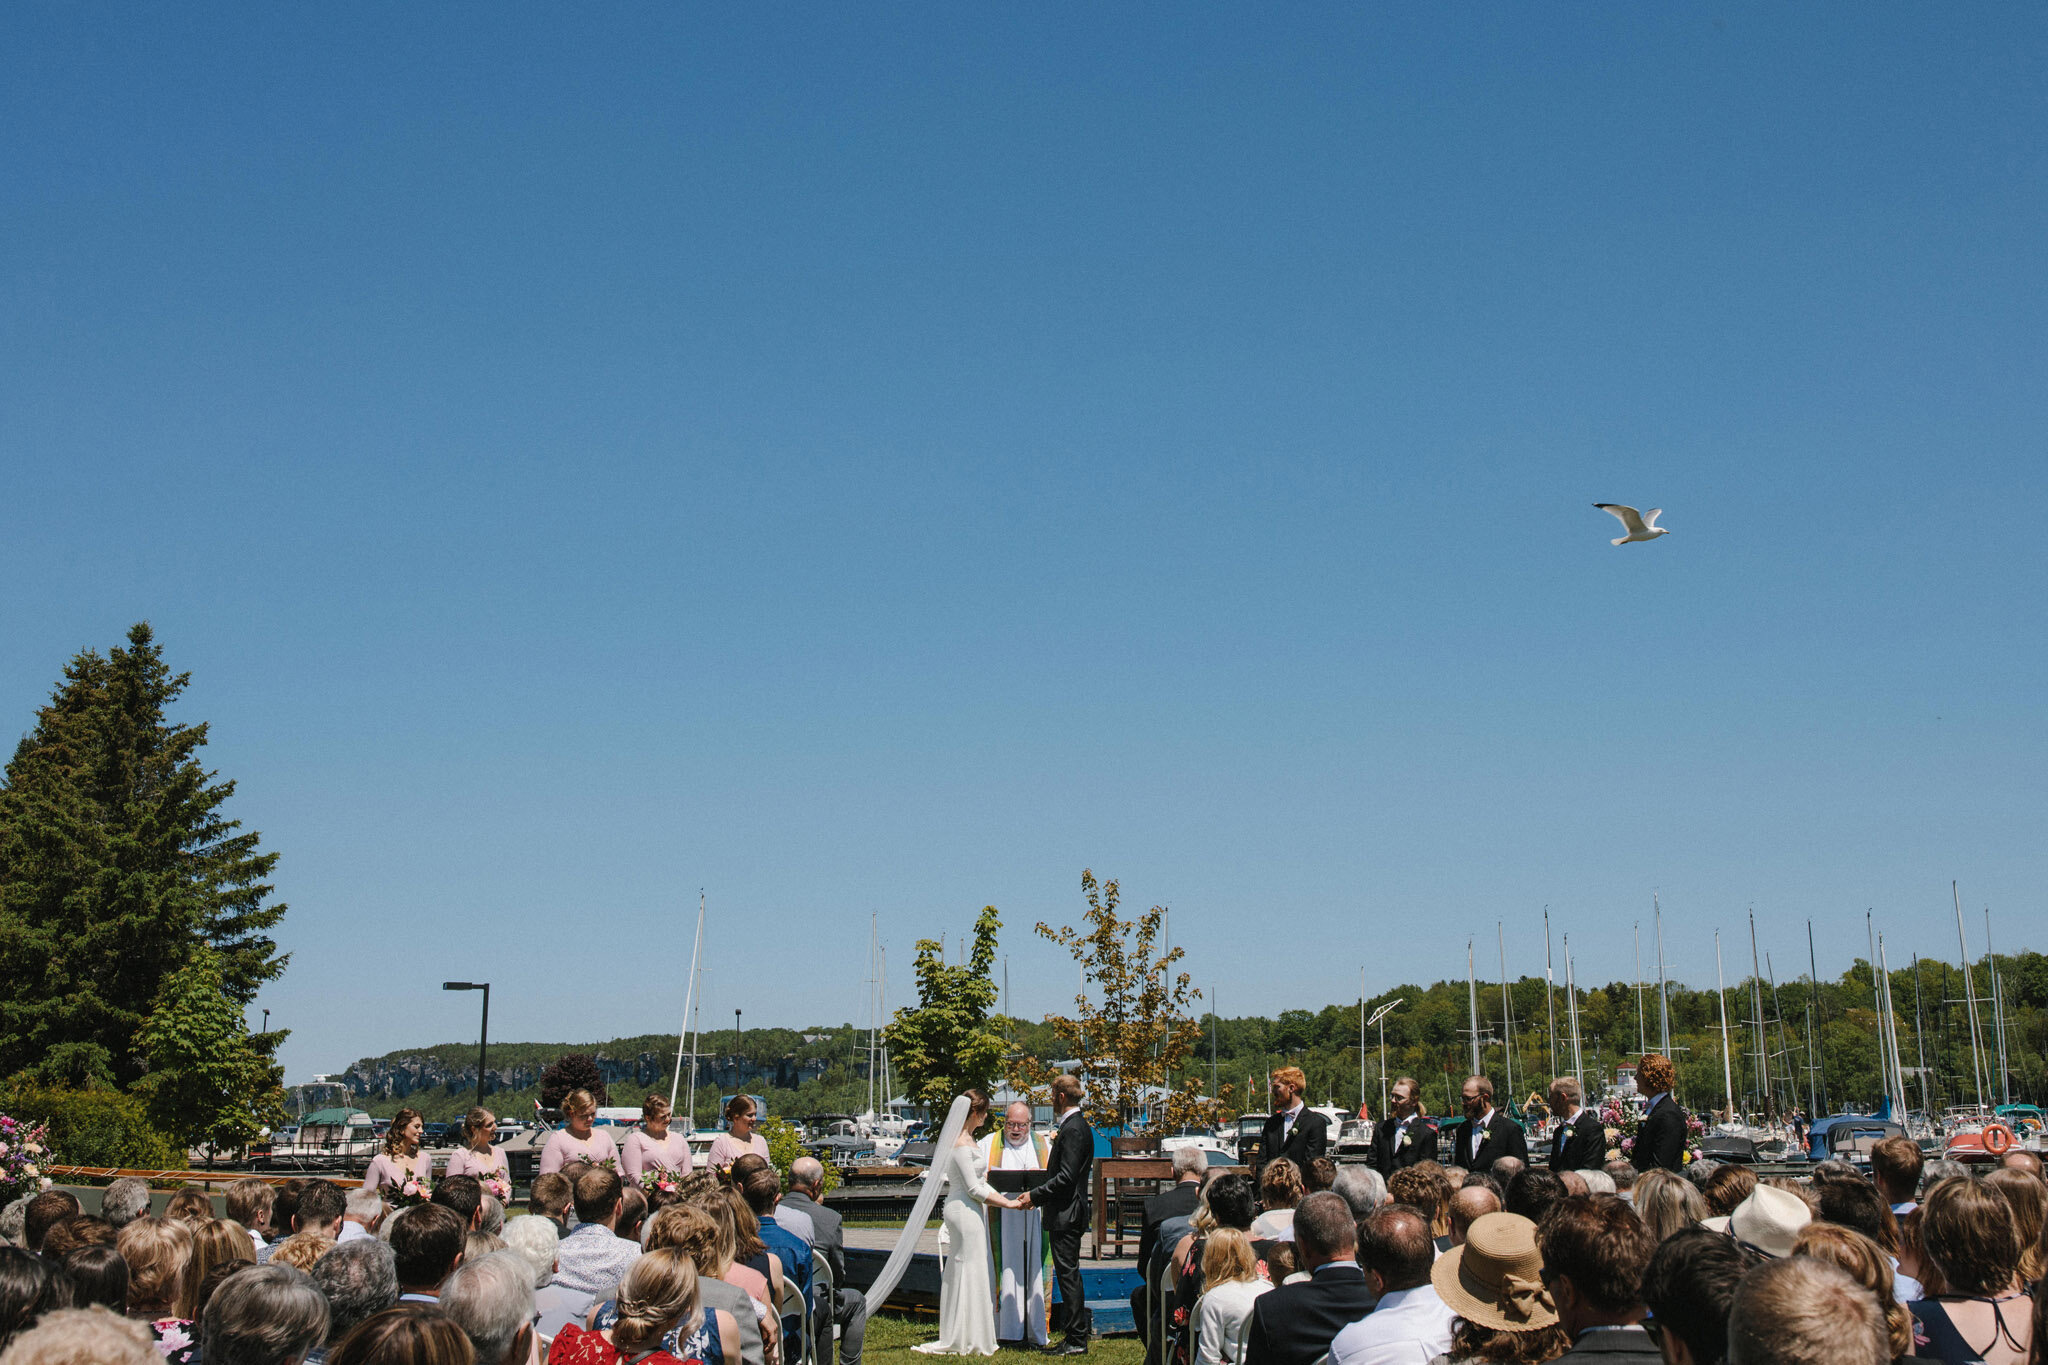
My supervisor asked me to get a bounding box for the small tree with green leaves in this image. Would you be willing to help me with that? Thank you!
[1015,870,1218,1134]
[884,906,1004,1114]
[136,947,285,1156]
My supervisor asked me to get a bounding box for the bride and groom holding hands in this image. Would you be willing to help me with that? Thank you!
[916,1075,1095,1358]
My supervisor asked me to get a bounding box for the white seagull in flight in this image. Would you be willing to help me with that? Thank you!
[1594,503,1669,545]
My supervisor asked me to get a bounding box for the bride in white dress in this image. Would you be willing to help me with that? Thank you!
[917,1091,1024,1356]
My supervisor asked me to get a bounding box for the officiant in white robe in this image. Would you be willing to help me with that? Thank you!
[985,1102,1051,1346]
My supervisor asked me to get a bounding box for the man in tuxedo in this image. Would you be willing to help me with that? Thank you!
[1628,1054,1687,1173]
[1130,1146,1207,1365]
[1451,1076,1528,1177]
[1259,1067,1329,1174]
[1244,1192,1378,1365]
[1020,1074,1094,1355]
[1370,1077,1436,1176]
[1545,1077,1607,1174]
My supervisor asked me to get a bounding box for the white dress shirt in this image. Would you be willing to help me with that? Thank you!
[1330,1284,1459,1365]
[1468,1110,1495,1160]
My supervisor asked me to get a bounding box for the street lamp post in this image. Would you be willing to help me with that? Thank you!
[1368,999,1405,1118]
[443,982,491,1107]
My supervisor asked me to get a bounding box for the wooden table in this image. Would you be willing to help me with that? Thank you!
[1090,1156,1174,1259]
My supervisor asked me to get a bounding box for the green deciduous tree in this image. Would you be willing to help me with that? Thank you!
[0,624,288,1085]
[884,906,1004,1113]
[136,947,285,1155]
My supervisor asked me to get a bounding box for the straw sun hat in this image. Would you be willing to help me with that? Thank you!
[1430,1212,1558,1332]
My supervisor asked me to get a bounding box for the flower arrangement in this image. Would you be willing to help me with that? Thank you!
[388,1172,434,1208]
[477,1171,511,1202]
[0,1115,51,1203]
[641,1165,686,1196]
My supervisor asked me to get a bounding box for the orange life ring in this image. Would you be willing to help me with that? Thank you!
[1983,1123,2016,1156]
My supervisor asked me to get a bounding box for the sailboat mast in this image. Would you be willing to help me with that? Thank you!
[1716,932,1735,1120]
[1878,935,1909,1117]
[1564,937,1584,1096]
[1498,924,1514,1106]
[1954,882,1988,1111]
[1544,908,1558,1080]
[670,891,708,1108]
[1635,923,1646,1057]
[1767,953,1795,1117]
[1911,955,1932,1115]
[1985,908,2010,1107]
[1654,896,1671,1055]
[1748,909,1770,1116]
[1467,940,1482,1076]
[1807,921,1828,1115]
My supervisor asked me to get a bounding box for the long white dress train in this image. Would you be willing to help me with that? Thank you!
[914,1140,1001,1356]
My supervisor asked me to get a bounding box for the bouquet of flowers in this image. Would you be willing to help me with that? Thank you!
[478,1170,512,1202]
[641,1165,687,1197]
[1598,1098,1639,1159]
[0,1115,50,1203]
[388,1172,434,1208]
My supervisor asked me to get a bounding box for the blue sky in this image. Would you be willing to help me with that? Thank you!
[3,6,2043,1082]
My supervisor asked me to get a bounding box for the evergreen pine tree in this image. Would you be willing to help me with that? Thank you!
[0,624,287,1085]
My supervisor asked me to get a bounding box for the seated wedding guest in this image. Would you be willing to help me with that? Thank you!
[309,1238,399,1364]
[780,1158,859,1365]
[434,1175,486,1232]
[466,1231,506,1262]
[0,1247,76,1353]
[1791,1224,1915,1362]
[707,1097,770,1170]
[1909,1177,2032,1365]
[478,1196,504,1238]
[1193,1228,1270,1365]
[1981,1168,2046,1284]
[1427,1212,1566,1365]
[392,1204,469,1305]
[340,1187,386,1245]
[1503,1169,1564,1227]
[1389,1164,1454,1250]
[731,1156,811,1249]
[1631,1169,1708,1244]
[62,1244,127,1314]
[327,1302,478,1365]
[542,1091,623,1176]
[1136,1148,1209,1351]
[530,1173,574,1234]
[1997,1151,2042,1182]
[1559,1172,1590,1197]
[117,1216,197,1363]
[554,1168,643,1303]
[1252,1159,1306,1240]
[290,1182,348,1244]
[1604,1162,1637,1202]
[646,1201,766,1365]
[507,1212,591,1344]
[1244,1193,1376,1365]
[1728,1257,1887,1365]
[225,1180,275,1255]
[1,1305,157,1365]
[1869,1139,1922,1218]
[1640,1227,1753,1365]
[1700,1167,1757,1220]
[550,1247,712,1365]
[191,1218,257,1288]
[441,1250,537,1365]
[586,1215,745,1365]
[270,1232,336,1273]
[1331,1205,1454,1365]
[615,1187,651,1248]
[200,1262,329,1365]
[161,1188,211,1231]
[442,1109,511,1194]
[1309,1158,1339,1195]
[1815,1178,1921,1302]
[1169,1174,1261,1320]
[1332,1167,1389,1222]
[39,1215,113,1261]
[268,1180,315,1246]
[1538,1197,1657,1365]
[365,1110,435,1198]
[1702,1185,1811,1261]
[622,1095,695,1183]
[100,1178,152,1231]
[1491,1157,1528,1189]
[1579,1172,1615,1197]
[193,1259,254,1319]
[23,1193,81,1254]
[1449,1184,1501,1248]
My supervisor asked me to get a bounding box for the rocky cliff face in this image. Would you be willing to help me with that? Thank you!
[338,1051,829,1102]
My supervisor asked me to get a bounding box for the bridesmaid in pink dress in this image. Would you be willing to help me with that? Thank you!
[441,1106,511,1196]
[706,1095,771,1171]
[539,1088,623,1175]
[361,1107,432,1195]
[621,1094,694,1185]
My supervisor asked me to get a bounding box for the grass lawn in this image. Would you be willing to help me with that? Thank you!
[862,1313,1142,1365]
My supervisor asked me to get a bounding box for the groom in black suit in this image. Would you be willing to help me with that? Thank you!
[1020,1074,1094,1355]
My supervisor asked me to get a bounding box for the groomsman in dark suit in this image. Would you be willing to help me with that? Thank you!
[1451,1075,1528,1176]
[1370,1077,1436,1176]
[1629,1054,1687,1172]
[1545,1076,1608,1173]
[1258,1067,1329,1173]
[1020,1074,1095,1355]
